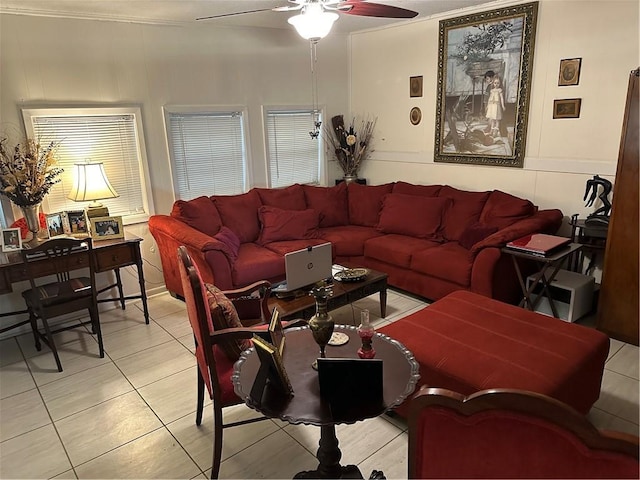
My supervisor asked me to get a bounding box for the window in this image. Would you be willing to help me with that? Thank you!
[265,109,322,188]
[165,107,248,200]
[22,107,153,224]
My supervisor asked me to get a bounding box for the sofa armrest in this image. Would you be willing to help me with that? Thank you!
[471,209,563,255]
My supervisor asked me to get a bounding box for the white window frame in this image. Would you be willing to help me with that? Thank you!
[163,105,251,200]
[263,105,326,188]
[21,106,154,225]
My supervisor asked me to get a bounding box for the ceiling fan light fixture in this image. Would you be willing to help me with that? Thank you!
[288,4,339,41]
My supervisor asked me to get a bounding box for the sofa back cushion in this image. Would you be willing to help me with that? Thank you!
[303,183,349,227]
[255,184,306,210]
[479,190,537,230]
[257,206,320,245]
[438,186,491,241]
[377,194,451,240]
[348,182,394,227]
[171,196,222,237]
[458,222,499,250]
[393,181,442,197]
[212,190,262,243]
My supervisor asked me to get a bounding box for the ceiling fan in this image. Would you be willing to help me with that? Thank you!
[197,0,419,41]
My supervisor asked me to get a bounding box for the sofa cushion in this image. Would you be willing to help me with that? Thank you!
[438,186,491,241]
[255,184,306,210]
[318,225,383,257]
[392,181,442,197]
[171,196,222,237]
[214,226,241,261]
[410,243,474,286]
[348,182,394,227]
[303,183,349,227]
[231,243,285,286]
[364,234,441,268]
[458,222,499,250]
[204,284,251,361]
[262,239,329,257]
[212,190,262,243]
[480,190,537,230]
[377,194,450,240]
[257,206,319,245]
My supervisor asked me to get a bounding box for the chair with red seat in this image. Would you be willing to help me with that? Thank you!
[408,385,639,479]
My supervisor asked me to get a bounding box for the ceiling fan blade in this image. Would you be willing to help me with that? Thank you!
[339,1,418,19]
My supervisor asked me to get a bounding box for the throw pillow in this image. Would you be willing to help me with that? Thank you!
[479,190,537,230]
[255,184,306,210]
[212,190,262,243]
[205,284,251,361]
[302,183,349,227]
[213,226,241,261]
[171,196,222,237]
[257,206,320,245]
[348,182,395,227]
[376,194,451,240]
[438,186,491,241]
[458,222,499,250]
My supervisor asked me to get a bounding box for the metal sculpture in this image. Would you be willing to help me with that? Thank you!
[583,175,612,226]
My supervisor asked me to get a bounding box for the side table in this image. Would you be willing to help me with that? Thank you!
[502,243,582,318]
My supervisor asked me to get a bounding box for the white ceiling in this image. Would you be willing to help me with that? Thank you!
[0,0,495,34]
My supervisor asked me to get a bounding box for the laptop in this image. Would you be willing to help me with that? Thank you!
[506,234,571,256]
[272,242,333,293]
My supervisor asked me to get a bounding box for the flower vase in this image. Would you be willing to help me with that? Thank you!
[343,175,358,184]
[308,284,334,369]
[21,204,43,245]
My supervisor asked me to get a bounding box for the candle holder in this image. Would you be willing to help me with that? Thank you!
[308,283,334,369]
[357,309,376,359]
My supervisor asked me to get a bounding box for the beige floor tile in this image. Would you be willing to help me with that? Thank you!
[74,427,201,479]
[607,338,626,361]
[16,324,93,359]
[102,321,173,360]
[606,343,639,380]
[593,369,640,424]
[218,429,317,479]
[114,339,195,388]
[588,407,640,437]
[39,362,133,420]
[138,367,200,424]
[167,403,278,471]
[177,333,196,354]
[98,306,148,336]
[0,358,36,399]
[55,390,163,466]
[52,469,78,479]
[381,411,409,432]
[138,293,185,320]
[152,309,192,339]
[357,431,408,480]
[0,424,72,479]
[0,338,23,367]
[0,388,51,442]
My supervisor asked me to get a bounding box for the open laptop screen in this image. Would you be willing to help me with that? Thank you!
[281,242,332,292]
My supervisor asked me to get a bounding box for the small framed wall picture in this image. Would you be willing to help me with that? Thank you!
[1,228,23,252]
[66,210,89,236]
[410,75,423,97]
[558,58,582,86]
[553,98,582,119]
[46,212,65,238]
[90,216,124,240]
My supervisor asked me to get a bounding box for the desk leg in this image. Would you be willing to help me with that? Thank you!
[114,268,126,310]
[380,287,387,319]
[134,246,150,324]
[294,425,363,479]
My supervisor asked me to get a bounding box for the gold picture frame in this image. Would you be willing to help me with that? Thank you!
[434,2,539,167]
[409,76,423,97]
[90,216,124,240]
[558,58,581,86]
[553,98,581,119]
[252,335,293,396]
[268,309,285,356]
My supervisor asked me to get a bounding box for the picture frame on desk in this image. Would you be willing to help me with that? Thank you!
[1,228,22,252]
[268,309,285,356]
[90,216,124,241]
[45,213,65,238]
[65,210,89,236]
[252,334,293,397]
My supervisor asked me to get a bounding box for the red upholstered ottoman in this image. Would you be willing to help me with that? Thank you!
[379,290,609,415]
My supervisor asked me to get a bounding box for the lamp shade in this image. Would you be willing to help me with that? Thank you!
[67,162,119,206]
[288,4,339,41]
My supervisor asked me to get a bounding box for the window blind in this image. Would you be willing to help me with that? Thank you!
[167,112,247,199]
[265,110,321,188]
[30,114,147,219]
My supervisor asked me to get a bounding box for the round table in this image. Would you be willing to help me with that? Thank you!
[233,325,420,479]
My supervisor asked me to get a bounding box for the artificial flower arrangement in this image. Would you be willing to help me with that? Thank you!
[324,115,377,177]
[0,137,63,207]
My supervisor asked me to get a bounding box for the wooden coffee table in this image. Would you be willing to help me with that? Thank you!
[268,268,388,322]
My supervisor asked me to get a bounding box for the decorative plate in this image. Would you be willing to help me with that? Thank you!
[334,268,369,282]
[328,332,349,346]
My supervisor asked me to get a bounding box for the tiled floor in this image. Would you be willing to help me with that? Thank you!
[0,290,638,479]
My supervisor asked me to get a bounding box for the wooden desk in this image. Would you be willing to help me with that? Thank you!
[0,235,149,334]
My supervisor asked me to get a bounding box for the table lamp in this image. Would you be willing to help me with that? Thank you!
[67,162,119,218]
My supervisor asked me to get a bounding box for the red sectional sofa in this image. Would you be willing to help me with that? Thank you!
[149,182,563,304]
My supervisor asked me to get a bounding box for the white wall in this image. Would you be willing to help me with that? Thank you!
[0,13,349,337]
[350,0,639,232]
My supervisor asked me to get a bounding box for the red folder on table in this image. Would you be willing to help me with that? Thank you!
[506,234,571,256]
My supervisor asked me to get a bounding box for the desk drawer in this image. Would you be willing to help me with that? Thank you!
[9,254,90,282]
[95,245,135,271]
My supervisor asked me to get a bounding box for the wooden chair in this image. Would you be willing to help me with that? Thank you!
[177,245,300,479]
[408,385,639,479]
[21,237,104,372]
